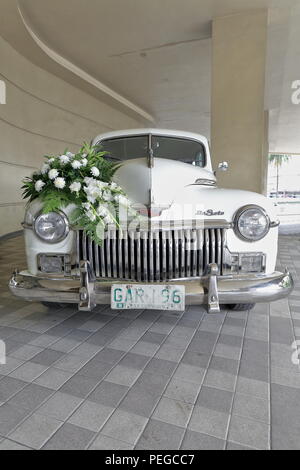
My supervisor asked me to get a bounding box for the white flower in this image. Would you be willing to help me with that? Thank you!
[82,153,87,158]
[41,163,50,175]
[84,177,94,185]
[35,180,45,192]
[82,202,91,210]
[69,182,81,193]
[97,181,109,189]
[48,158,55,164]
[86,210,96,222]
[60,155,70,165]
[48,169,59,180]
[54,177,66,189]
[91,167,100,177]
[66,152,75,159]
[102,190,113,202]
[110,182,118,190]
[104,214,114,225]
[72,160,82,169]
[81,158,88,167]
[97,206,109,217]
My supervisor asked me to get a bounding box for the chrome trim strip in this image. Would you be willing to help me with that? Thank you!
[193,179,217,187]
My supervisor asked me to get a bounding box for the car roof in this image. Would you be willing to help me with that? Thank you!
[92,128,209,146]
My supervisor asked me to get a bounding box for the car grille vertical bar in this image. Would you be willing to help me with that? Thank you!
[117,231,123,279]
[185,229,191,278]
[82,232,87,261]
[142,231,148,282]
[161,230,167,281]
[180,229,186,278]
[124,231,129,279]
[78,227,226,282]
[174,230,179,279]
[168,230,173,280]
[192,229,198,277]
[197,229,204,276]
[129,230,135,280]
[204,229,209,269]
[94,239,100,278]
[149,232,154,282]
[216,229,222,272]
[106,234,111,278]
[111,230,118,278]
[136,231,142,282]
[154,231,160,281]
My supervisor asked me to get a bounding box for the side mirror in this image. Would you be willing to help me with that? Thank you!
[218,161,229,172]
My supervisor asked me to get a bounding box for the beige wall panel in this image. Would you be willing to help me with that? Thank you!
[0,35,146,236]
[0,35,144,130]
[0,205,25,237]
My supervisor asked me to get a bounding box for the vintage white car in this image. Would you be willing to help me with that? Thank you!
[10,129,293,313]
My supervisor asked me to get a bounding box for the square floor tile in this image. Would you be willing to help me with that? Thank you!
[68,400,113,432]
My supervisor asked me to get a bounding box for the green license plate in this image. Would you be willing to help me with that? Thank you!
[111,284,185,311]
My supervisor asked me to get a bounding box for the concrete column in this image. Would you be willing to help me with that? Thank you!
[211,10,268,194]
[262,111,270,196]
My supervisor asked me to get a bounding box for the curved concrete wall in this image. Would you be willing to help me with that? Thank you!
[0,35,146,237]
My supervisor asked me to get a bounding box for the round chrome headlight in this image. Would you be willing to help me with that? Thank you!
[34,212,69,243]
[234,205,270,242]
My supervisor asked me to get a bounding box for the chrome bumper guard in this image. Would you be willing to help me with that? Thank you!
[9,263,294,313]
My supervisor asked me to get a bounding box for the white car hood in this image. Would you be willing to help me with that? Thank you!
[113,157,276,222]
[114,157,216,206]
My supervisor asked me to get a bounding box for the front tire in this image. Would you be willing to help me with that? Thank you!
[227,303,255,311]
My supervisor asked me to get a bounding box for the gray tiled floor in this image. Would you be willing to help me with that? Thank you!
[0,234,300,450]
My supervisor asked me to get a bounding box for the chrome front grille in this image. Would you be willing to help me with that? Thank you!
[77,227,226,281]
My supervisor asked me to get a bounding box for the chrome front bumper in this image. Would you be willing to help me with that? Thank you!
[9,264,294,313]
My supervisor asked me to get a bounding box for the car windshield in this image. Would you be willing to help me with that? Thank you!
[97,135,206,167]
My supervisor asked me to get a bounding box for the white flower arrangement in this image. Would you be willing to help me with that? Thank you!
[22,143,138,245]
